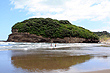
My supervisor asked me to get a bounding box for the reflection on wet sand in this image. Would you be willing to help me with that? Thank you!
[11,50,92,72]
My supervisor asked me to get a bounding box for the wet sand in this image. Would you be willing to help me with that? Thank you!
[0,50,92,73]
[83,69,110,73]
[0,45,110,73]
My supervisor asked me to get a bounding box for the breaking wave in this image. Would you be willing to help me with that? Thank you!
[0,42,104,51]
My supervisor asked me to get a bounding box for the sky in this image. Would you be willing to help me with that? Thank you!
[0,0,110,40]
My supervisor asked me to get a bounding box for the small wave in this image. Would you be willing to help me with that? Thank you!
[0,42,106,51]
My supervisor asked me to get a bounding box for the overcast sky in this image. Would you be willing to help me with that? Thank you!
[0,0,110,40]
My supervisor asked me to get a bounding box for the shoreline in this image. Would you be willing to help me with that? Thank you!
[82,69,110,73]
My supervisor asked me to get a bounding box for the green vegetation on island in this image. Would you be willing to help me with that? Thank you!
[12,18,99,40]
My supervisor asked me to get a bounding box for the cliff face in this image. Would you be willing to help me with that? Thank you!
[7,29,99,43]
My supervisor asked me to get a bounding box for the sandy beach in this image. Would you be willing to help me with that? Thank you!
[83,69,110,73]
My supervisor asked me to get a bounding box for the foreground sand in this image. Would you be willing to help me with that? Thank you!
[83,69,110,73]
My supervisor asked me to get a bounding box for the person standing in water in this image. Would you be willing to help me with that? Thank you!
[55,44,56,47]
[50,43,53,50]
[55,43,56,50]
[50,43,52,47]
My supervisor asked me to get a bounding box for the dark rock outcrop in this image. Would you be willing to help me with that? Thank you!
[7,29,99,43]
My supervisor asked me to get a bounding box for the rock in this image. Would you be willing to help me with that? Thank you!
[7,29,99,43]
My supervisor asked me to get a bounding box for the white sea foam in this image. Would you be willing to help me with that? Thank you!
[0,42,110,57]
[0,42,107,51]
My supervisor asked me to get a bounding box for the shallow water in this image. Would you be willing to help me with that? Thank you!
[0,42,110,73]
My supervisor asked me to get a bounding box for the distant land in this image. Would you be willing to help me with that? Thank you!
[94,31,110,37]
[7,18,99,43]
[94,31,110,43]
[0,40,6,42]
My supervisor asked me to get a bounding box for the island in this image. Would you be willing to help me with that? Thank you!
[7,18,99,43]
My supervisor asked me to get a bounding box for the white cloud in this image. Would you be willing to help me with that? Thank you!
[10,0,110,21]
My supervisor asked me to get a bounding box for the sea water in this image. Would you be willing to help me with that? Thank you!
[0,42,110,73]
